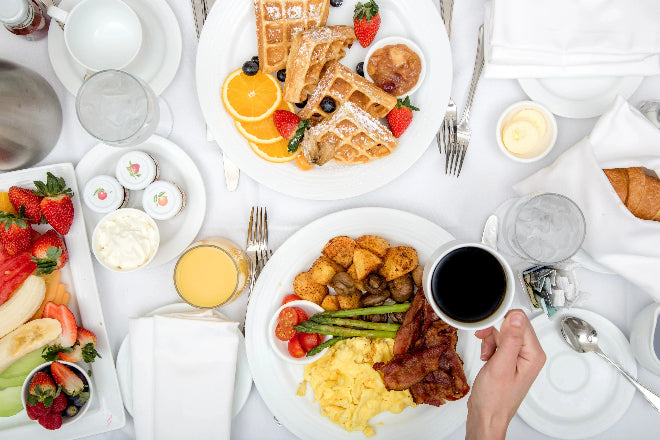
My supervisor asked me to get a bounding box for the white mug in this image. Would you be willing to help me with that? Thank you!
[630,303,660,376]
[422,241,515,331]
[47,0,142,71]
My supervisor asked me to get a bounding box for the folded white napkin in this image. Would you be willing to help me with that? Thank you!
[484,0,660,78]
[514,96,660,299]
[129,309,240,440]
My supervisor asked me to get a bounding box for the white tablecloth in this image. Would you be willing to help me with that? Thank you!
[1,0,660,439]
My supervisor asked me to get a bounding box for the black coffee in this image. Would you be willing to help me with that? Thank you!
[431,246,507,323]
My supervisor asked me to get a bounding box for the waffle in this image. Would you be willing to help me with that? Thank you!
[283,25,356,103]
[298,61,397,123]
[253,0,330,74]
[300,102,398,166]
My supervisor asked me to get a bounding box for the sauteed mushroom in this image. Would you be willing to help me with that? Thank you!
[329,272,357,296]
[364,273,387,295]
[388,273,414,302]
[389,312,406,324]
[361,290,390,306]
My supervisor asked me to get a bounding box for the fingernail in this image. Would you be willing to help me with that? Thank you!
[480,345,488,359]
[510,313,524,328]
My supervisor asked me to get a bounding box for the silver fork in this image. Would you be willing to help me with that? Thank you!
[437,0,456,173]
[451,24,485,177]
[245,207,271,292]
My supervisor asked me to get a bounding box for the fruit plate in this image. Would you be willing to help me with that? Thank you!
[0,163,125,438]
[244,207,482,440]
[197,0,451,200]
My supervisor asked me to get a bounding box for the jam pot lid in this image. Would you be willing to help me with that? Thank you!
[141,181,184,220]
[83,175,126,213]
[115,151,158,190]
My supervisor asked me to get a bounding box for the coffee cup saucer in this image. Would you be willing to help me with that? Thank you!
[47,0,182,96]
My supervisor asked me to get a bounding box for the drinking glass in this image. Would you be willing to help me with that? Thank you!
[75,69,158,147]
[496,193,586,265]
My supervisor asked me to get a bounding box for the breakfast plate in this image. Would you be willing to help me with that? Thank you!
[115,303,252,418]
[75,135,206,269]
[0,163,125,438]
[245,207,482,440]
[197,0,451,200]
[518,76,644,119]
[518,308,636,439]
[48,0,182,96]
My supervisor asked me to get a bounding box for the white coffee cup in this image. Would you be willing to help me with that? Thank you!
[422,241,515,331]
[47,0,142,71]
[630,303,660,376]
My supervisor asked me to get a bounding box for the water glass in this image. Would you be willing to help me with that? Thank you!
[497,193,586,265]
[76,69,159,147]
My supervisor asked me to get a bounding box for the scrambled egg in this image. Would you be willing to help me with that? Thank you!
[299,337,415,437]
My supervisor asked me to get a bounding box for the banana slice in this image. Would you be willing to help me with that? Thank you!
[513,109,547,137]
[0,318,62,374]
[502,120,540,154]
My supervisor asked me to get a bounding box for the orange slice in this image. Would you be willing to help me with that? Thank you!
[0,192,13,213]
[249,138,299,163]
[235,100,294,144]
[222,69,282,122]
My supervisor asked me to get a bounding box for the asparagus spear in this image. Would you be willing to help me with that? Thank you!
[312,303,410,319]
[310,316,400,332]
[306,336,347,357]
[295,321,397,339]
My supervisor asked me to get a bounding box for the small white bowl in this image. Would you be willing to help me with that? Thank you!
[268,300,331,365]
[364,36,426,97]
[496,100,558,163]
[92,208,160,272]
[21,361,94,427]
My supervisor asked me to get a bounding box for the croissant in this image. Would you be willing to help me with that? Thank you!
[604,167,660,221]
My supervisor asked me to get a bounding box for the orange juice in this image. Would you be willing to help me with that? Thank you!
[174,238,249,308]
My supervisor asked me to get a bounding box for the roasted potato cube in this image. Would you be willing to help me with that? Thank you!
[356,235,390,258]
[309,256,344,285]
[346,264,365,291]
[352,248,382,280]
[321,294,340,311]
[293,271,328,305]
[321,236,357,268]
[378,246,419,281]
[337,290,361,310]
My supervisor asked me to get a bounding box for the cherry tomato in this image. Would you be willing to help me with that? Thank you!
[293,307,308,323]
[275,322,297,341]
[288,334,306,358]
[299,333,322,352]
[278,307,300,327]
[281,294,301,305]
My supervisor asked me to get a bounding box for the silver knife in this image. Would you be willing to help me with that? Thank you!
[192,0,240,191]
[481,215,499,250]
[440,0,454,39]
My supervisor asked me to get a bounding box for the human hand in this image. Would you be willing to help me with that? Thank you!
[466,310,546,440]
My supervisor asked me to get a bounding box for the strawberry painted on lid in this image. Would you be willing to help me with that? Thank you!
[141,181,185,221]
[114,151,159,190]
[82,175,128,214]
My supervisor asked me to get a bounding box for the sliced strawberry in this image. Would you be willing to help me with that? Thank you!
[77,327,101,363]
[8,186,43,223]
[386,96,419,138]
[353,0,381,47]
[50,361,84,397]
[272,110,311,154]
[31,230,68,274]
[33,173,74,236]
[57,344,82,363]
[0,207,33,255]
[27,372,58,408]
[43,303,77,348]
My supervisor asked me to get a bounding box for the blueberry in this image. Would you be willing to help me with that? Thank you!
[251,55,259,64]
[330,0,343,6]
[276,69,286,82]
[356,62,364,77]
[242,60,259,76]
[320,97,336,113]
[72,391,90,407]
[295,98,308,109]
[65,405,78,418]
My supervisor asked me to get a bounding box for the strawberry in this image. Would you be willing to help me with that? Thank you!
[42,303,77,349]
[31,229,68,275]
[272,110,311,153]
[38,411,63,430]
[26,401,51,420]
[386,96,419,138]
[33,173,74,235]
[28,372,59,408]
[50,362,84,397]
[51,392,68,413]
[77,327,101,363]
[353,0,381,47]
[8,186,43,223]
[57,344,82,363]
[0,207,33,255]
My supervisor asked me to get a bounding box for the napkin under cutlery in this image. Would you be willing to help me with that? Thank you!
[514,96,660,300]
[129,309,240,440]
[484,0,660,78]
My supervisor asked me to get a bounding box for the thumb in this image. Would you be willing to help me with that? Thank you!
[488,311,526,376]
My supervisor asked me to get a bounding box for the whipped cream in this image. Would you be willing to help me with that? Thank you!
[93,209,159,271]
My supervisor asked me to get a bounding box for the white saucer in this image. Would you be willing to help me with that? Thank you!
[48,0,182,95]
[518,76,643,119]
[115,303,253,418]
[75,135,206,268]
[517,308,636,439]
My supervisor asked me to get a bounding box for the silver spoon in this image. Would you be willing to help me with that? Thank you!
[560,316,660,411]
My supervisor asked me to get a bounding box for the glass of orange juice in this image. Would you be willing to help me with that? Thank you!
[173,237,249,308]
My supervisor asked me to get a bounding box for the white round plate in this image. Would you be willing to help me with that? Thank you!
[244,207,482,440]
[197,0,451,200]
[518,308,636,439]
[48,0,182,95]
[518,76,643,119]
[115,303,252,418]
[75,135,206,268]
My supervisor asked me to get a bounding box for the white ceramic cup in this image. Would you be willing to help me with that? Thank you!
[630,303,660,376]
[47,0,142,71]
[422,241,515,331]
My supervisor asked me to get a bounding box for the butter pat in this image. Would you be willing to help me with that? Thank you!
[496,101,557,162]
